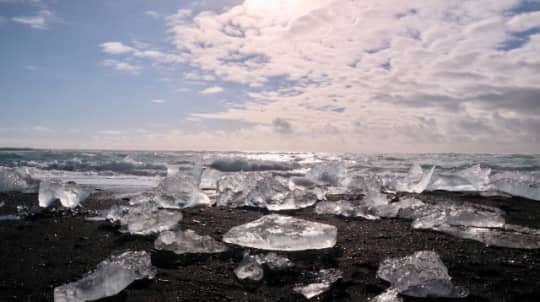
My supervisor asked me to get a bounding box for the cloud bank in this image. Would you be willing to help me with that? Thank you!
[97,0,540,152]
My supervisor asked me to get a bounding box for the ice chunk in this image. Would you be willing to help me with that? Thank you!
[293,268,343,299]
[411,203,506,229]
[428,165,491,192]
[421,223,540,249]
[223,214,337,251]
[233,252,293,281]
[54,250,156,302]
[234,254,265,281]
[315,200,379,220]
[0,167,39,193]
[217,174,318,211]
[370,289,403,302]
[377,251,468,298]
[39,180,90,208]
[393,164,435,193]
[209,157,299,172]
[107,203,182,235]
[132,174,212,209]
[154,229,228,254]
[199,168,223,190]
[306,161,348,186]
[491,178,540,201]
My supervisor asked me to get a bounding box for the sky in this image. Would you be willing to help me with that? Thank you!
[0,0,539,153]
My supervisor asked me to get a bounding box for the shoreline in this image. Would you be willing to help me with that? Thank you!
[0,191,539,301]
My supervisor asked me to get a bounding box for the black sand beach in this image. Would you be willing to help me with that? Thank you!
[1,191,539,302]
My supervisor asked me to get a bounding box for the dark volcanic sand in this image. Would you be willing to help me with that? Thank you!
[1,191,540,302]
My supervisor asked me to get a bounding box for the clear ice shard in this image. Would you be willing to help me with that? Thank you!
[131,174,212,209]
[393,164,435,193]
[154,229,228,254]
[217,174,319,211]
[54,251,156,302]
[0,167,39,193]
[376,251,468,298]
[370,289,403,302]
[39,179,90,208]
[106,203,182,235]
[293,268,343,299]
[222,214,337,251]
[199,168,223,190]
[233,252,293,281]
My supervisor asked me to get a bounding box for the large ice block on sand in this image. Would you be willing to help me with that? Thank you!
[154,229,228,254]
[132,174,212,209]
[39,179,90,208]
[223,214,337,251]
[217,174,319,211]
[0,167,39,193]
[54,251,156,302]
[411,203,505,229]
[491,178,540,201]
[293,268,343,299]
[107,203,182,235]
[429,164,491,192]
[377,251,468,298]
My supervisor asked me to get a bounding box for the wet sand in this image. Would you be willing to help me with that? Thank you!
[0,191,539,302]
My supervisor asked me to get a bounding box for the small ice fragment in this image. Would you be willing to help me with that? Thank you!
[233,252,293,281]
[370,289,403,302]
[293,268,343,299]
[154,229,228,254]
[0,201,4,207]
[257,252,294,270]
[38,180,90,208]
[376,251,468,298]
[234,254,264,281]
[223,214,337,251]
[0,167,39,193]
[107,203,182,235]
[54,250,156,302]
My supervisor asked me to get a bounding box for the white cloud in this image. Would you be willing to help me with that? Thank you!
[32,126,50,132]
[102,59,141,75]
[507,11,540,32]
[150,99,166,104]
[12,9,55,29]
[145,10,161,18]
[157,0,540,151]
[89,1,540,152]
[99,130,122,135]
[100,42,135,55]
[200,86,224,95]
